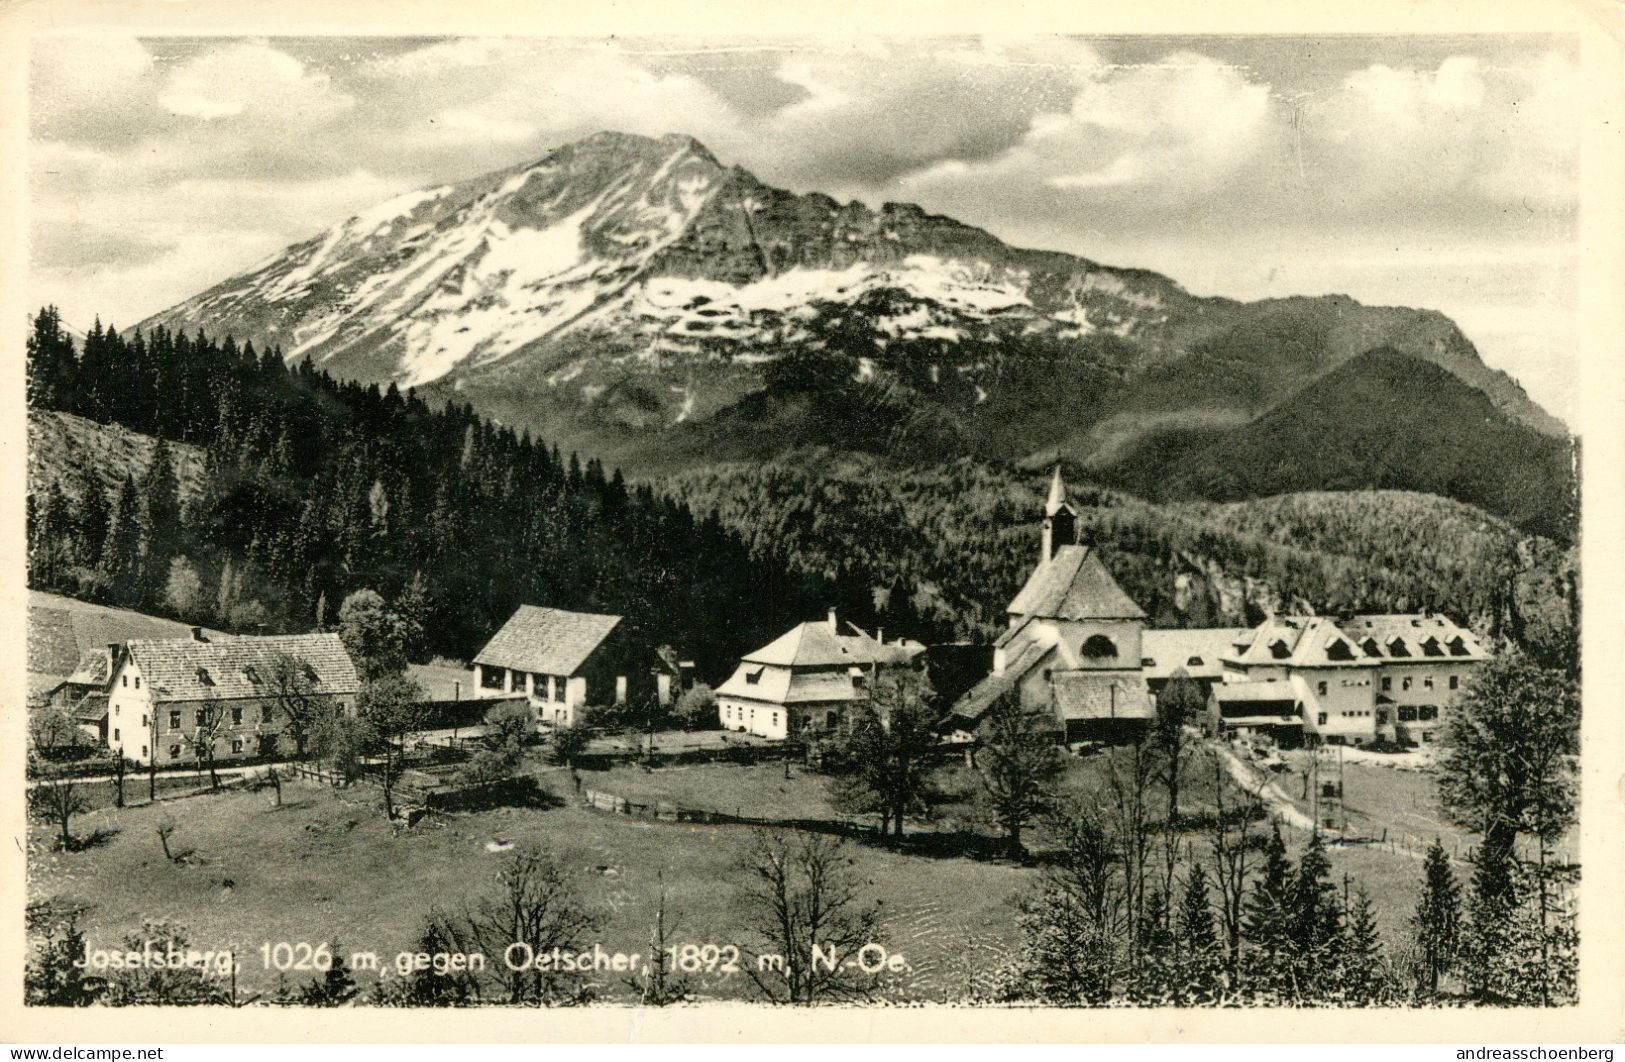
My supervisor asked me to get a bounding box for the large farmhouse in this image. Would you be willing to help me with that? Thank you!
[950,469,1491,749]
[105,628,359,766]
[471,605,652,728]
[715,611,925,740]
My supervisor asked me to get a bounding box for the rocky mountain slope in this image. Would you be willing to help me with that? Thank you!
[137,131,1565,485]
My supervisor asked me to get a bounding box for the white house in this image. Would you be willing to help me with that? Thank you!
[714,611,924,740]
[471,605,651,728]
[105,628,359,766]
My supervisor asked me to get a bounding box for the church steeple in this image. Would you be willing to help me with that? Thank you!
[1041,465,1077,563]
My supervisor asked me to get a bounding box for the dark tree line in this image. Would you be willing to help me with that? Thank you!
[25,306,868,675]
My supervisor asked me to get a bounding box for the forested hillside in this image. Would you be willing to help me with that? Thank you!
[1098,348,1578,542]
[664,454,1576,667]
[23,307,859,676]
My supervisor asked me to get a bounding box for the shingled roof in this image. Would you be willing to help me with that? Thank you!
[1008,545,1147,622]
[126,633,359,703]
[1051,672,1154,721]
[473,606,622,676]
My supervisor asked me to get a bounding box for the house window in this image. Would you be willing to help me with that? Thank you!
[113,728,120,741]
[262,705,274,723]
[1398,706,1418,722]
[231,739,243,754]
[1418,705,1438,722]
[1381,677,1392,692]
[122,676,128,687]
[243,666,261,684]
[232,707,244,725]
[141,715,148,728]
[196,710,208,727]
[169,711,180,730]
[771,712,779,729]
[1449,675,1459,690]
[170,745,181,758]
[1376,710,1388,724]
[134,677,141,689]
[196,667,214,685]
[142,745,148,758]
[745,666,763,686]
[1423,677,1434,690]
[1316,713,1327,725]
[303,664,321,685]
[553,680,566,703]
[1316,681,1328,696]
[480,667,504,690]
[1402,677,1412,691]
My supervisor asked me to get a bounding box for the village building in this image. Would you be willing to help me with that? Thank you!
[714,610,925,740]
[949,469,1492,750]
[105,628,359,767]
[1218,612,1491,747]
[949,468,1156,745]
[471,605,652,728]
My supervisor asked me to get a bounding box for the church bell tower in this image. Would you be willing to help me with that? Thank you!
[1041,465,1077,563]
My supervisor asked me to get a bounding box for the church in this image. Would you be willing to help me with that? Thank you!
[948,468,1157,745]
[948,469,1492,750]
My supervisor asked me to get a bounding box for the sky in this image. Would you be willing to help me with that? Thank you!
[28,34,1579,423]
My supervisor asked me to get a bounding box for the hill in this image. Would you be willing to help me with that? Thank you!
[133,131,1565,501]
[1098,348,1577,541]
[23,313,855,678]
[661,455,1575,666]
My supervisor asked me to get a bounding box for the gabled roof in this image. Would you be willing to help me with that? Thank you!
[741,618,921,670]
[1227,613,1491,668]
[1052,672,1154,721]
[65,648,113,687]
[473,605,623,675]
[1142,628,1250,680]
[126,633,359,703]
[1008,545,1147,621]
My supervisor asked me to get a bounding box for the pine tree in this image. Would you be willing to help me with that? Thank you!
[73,461,111,569]
[1339,886,1389,1003]
[1289,830,1342,984]
[1411,838,1461,997]
[101,475,144,606]
[1177,864,1218,954]
[1243,824,1293,962]
[140,437,184,601]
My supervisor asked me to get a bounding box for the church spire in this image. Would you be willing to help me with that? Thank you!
[1045,465,1069,516]
[1041,465,1077,563]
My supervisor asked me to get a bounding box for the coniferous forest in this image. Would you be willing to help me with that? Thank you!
[24,306,857,675]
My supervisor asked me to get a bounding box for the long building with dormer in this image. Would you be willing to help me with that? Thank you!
[950,468,1491,749]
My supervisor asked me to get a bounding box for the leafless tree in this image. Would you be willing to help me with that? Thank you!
[1103,739,1156,972]
[973,691,1068,860]
[736,830,884,1004]
[628,871,689,1006]
[29,778,89,849]
[1208,756,1263,981]
[181,692,227,789]
[433,846,600,1005]
[268,651,326,760]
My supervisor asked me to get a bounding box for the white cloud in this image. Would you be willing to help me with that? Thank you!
[158,40,354,123]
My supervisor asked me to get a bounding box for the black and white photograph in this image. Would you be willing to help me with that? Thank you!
[6,0,1619,1044]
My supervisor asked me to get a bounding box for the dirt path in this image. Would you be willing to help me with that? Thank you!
[1210,741,1323,833]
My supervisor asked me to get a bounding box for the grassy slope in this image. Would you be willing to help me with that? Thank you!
[29,748,1462,1003]
[28,409,207,506]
